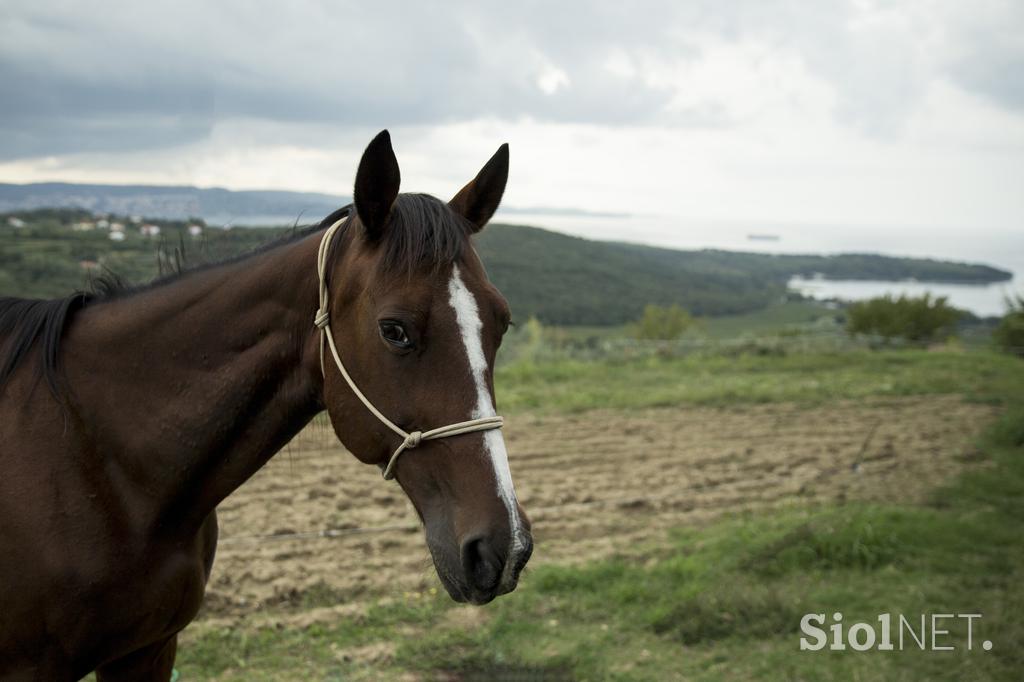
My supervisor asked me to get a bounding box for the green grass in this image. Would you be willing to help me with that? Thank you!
[172,349,1024,681]
[495,349,1024,412]
[700,300,839,339]
[177,600,446,681]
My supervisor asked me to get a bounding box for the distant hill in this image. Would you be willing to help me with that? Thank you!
[0,182,349,224]
[0,209,1011,325]
[476,225,1011,324]
[0,181,618,223]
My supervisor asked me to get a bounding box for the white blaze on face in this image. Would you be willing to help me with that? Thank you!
[447,265,523,552]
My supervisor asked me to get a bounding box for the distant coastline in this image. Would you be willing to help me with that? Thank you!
[0,181,628,225]
[2,184,1018,320]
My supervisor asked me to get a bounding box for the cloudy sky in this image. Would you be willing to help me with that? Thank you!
[1,0,1022,235]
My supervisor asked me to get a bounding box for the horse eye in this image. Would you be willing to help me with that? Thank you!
[379,321,411,348]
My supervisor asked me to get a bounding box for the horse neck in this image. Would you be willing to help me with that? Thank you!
[64,230,332,531]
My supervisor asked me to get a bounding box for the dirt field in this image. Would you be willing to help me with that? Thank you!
[194,395,995,631]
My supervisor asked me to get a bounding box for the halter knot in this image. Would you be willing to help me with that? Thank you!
[313,309,330,329]
[403,431,423,449]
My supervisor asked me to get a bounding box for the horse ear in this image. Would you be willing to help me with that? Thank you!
[449,143,509,232]
[354,130,401,240]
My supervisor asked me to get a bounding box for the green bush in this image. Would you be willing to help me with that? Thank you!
[846,293,961,346]
[630,303,695,340]
[993,294,1024,358]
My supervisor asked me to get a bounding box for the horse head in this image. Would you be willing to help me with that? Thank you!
[317,131,532,604]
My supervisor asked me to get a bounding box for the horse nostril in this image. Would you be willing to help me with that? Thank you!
[460,535,503,596]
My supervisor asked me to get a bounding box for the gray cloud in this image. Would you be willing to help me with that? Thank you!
[945,4,1024,113]
[0,0,1021,160]
[953,53,1024,111]
[0,0,679,158]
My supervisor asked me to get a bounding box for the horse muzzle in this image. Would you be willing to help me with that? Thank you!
[432,526,533,605]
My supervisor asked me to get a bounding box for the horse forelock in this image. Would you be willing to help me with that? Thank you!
[325,193,473,283]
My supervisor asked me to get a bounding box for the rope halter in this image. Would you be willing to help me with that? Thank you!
[313,217,505,480]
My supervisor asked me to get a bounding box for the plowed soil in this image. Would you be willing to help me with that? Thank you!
[196,396,995,630]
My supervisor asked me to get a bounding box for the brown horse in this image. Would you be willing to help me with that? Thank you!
[0,131,532,680]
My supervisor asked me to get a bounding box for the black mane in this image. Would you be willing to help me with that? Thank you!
[0,195,471,399]
[0,294,91,400]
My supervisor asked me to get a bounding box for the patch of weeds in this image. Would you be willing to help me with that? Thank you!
[742,509,907,576]
[650,581,803,645]
[444,661,576,682]
[532,560,629,595]
[985,406,1024,448]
